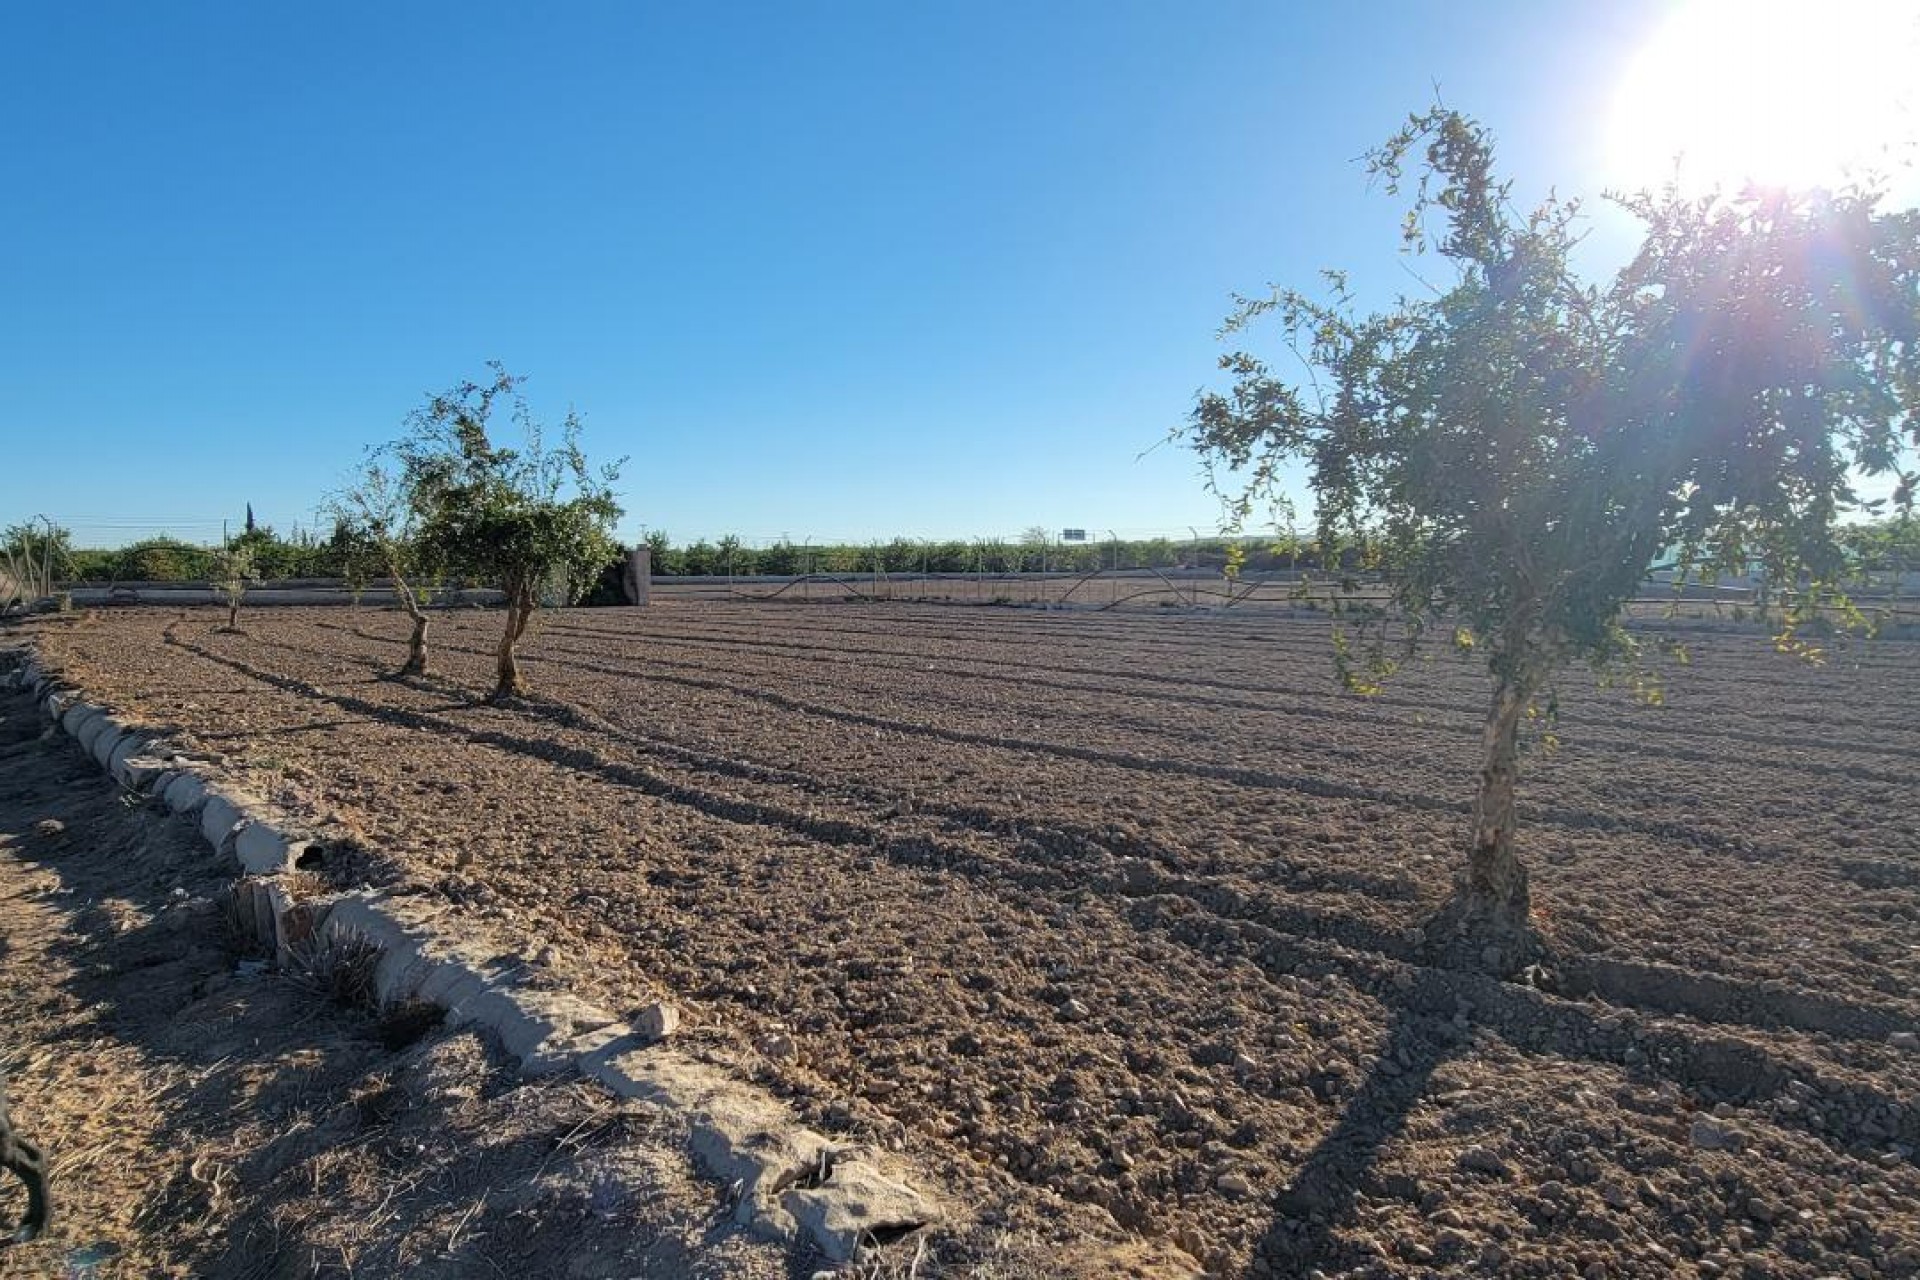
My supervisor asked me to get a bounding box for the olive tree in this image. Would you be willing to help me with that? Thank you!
[210,541,255,633]
[397,365,624,701]
[326,457,441,675]
[1187,108,1919,956]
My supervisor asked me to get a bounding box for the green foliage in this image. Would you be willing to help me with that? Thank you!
[3,519,71,566]
[643,530,676,575]
[2,518,71,604]
[1838,517,1920,578]
[210,541,254,591]
[115,537,216,582]
[1184,105,1919,932]
[715,534,749,574]
[63,532,351,584]
[577,547,636,607]
[326,518,385,598]
[230,524,336,579]
[395,364,623,695]
[399,365,623,606]
[326,454,442,600]
[209,540,255,628]
[64,547,116,580]
[757,539,801,576]
[1188,107,1920,696]
[628,533,1323,576]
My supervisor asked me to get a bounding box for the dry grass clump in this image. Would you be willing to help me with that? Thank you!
[286,928,382,1011]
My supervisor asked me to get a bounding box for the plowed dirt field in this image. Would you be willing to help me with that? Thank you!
[29,602,1920,1278]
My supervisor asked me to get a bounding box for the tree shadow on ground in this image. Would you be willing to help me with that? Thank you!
[1238,932,1919,1275]
[1249,975,1467,1275]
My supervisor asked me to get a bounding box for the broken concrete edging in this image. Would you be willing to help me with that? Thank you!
[13,652,941,1266]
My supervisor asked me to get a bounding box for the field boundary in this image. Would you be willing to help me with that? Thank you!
[7,649,947,1268]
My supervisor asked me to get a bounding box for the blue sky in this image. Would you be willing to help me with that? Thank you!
[0,0,1833,547]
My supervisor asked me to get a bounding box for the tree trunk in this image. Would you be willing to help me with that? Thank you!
[1468,674,1531,928]
[491,582,534,701]
[227,599,239,631]
[402,611,430,676]
[492,607,525,700]
[395,577,431,677]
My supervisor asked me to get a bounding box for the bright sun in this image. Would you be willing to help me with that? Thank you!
[1608,0,1920,194]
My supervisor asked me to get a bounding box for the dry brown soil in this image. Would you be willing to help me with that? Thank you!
[24,601,1920,1278]
[0,657,813,1279]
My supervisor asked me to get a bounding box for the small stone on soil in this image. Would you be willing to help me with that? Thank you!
[1215,1171,1256,1197]
[634,1000,680,1040]
[1690,1116,1743,1151]
[1459,1145,1511,1177]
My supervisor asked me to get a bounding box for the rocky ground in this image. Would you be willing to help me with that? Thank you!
[22,601,1920,1278]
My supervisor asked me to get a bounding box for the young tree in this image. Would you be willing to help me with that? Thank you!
[210,541,255,633]
[1188,108,1920,958]
[398,365,624,701]
[326,457,441,675]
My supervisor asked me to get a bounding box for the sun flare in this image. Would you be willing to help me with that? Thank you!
[1608,0,1920,194]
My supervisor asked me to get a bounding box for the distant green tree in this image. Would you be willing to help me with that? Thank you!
[398,364,625,700]
[1015,526,1053,573]
[221,524,341,579]
[65,548,116,581]
[643,530,675,575]
[1187,107,1920,959]
[715,534,750,576]
[233,524,284,575]
[1838,516,1920,591]
[757,539,798,576]
[327,518,383,608]
[114,537,212,582]
[928,540,969,573]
